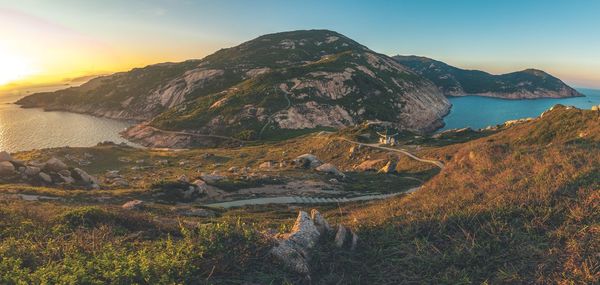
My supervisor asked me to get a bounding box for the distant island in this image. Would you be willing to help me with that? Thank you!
[394,55,582,99]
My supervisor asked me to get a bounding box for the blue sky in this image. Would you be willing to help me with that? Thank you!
[1,0,599,87]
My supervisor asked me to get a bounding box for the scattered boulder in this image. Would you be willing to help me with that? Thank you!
[378,160,397,174]
[311,209,331,235]
[0,161,15,175]
[72,168,97,184]
[72,168,99,189]
[334,224,359,250]
[316,163,345,177]
[292,154,322,169]
[44,157,68,172]
[58,173,75,184]
[355,159,386,171]
[0,151,12,162]
[348,146,357,158]
[38,172,52,184]
[23,166,41,176]
[192,179,208,194]
[122,200,144,210]
[334,225,348,248]
[178,174,189,183]
[259,161,274,169]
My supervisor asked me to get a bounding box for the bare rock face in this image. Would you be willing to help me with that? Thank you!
[274,101,355,129]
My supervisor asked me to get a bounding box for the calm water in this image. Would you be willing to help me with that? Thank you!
[441,88,600,131]
[1,85,599,152]
[0,87,135,153]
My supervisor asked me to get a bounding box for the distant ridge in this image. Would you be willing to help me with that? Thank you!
[393,55,582,99]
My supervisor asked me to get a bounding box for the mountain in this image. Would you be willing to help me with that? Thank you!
[17,30,451,146]
[393,55,583,99]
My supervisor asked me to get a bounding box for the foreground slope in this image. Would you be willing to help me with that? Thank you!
[0,105,597,284]
[394,55,583,99]
[17,30,451,146]
[321,105,599,283]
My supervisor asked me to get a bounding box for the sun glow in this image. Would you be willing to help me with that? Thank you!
[0,46,38,86]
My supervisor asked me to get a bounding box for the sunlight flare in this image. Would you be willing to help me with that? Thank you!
[0,45,37,86]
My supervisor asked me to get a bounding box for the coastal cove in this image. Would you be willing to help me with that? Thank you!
[0,88,135,152]
[441,88,600,131]
[1,86,599,152]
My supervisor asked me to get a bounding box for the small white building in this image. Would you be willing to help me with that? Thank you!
[377,129,398,146]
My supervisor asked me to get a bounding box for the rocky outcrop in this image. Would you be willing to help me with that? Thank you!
[270,209,357,275]
[378,160,397,174]
[355,159,387,171]
[0,156,99,189]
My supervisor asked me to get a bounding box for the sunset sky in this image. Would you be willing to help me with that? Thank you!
[1,0,599,89]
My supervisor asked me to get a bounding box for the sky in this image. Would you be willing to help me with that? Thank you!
[1,0,599,88]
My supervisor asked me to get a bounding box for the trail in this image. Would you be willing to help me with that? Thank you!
[339,138,445,169]
[258,87,293,139]
[141,125,242,142]
[204,187,419,209]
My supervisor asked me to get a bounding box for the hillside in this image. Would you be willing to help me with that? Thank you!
[0,105,597,283]
[17,30,451,146]
[394,55,583,99]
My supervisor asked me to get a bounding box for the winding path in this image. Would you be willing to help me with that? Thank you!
[204,187,419,209]
[258,88,292,139]
[339,138,445,169]
[141,125,243,142]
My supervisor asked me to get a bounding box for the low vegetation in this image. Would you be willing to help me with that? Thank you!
[0,106,598,284]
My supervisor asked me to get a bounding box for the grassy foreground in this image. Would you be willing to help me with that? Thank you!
[0,106,598,284]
